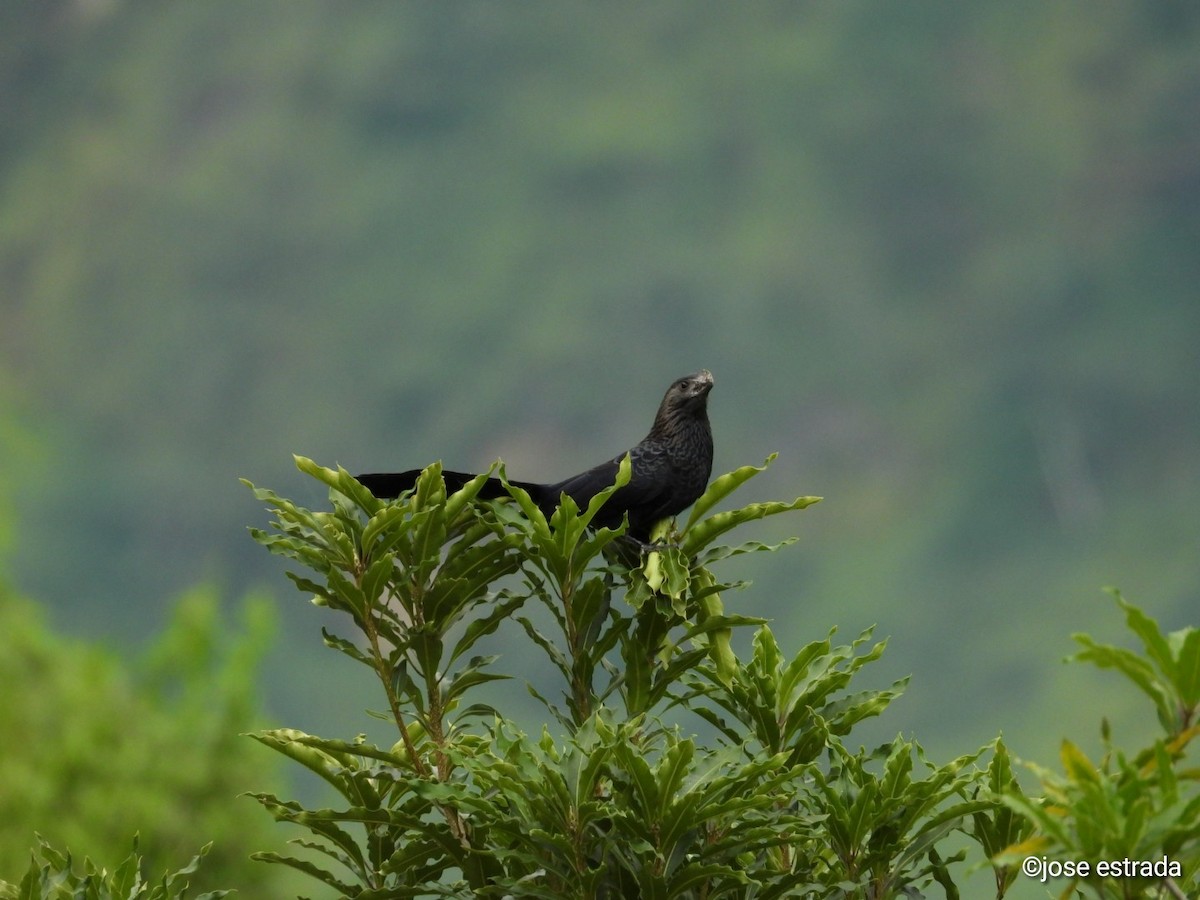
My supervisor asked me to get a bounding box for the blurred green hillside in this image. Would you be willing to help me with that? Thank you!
[2,0,1198,823]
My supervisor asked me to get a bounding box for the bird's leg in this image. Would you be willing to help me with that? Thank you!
[618,534,659,554]
[622,519,685,553]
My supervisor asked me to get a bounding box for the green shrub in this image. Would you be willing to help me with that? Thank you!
[0,835,226,900]
[244,456,1017,897]
[997,592,1199,899]
[243,457,1199,898]
[0,585,285,895]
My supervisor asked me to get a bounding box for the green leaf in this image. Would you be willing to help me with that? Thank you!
[251,850,360,894]
[684,455,778,527]
[1071,591,1199,736]
[653,739,696,817]
[698,537,799,566]
[1114,590,1177,682]
[449,591,527,667]
[682,496,821,557]
[361,504,412,558]
[444,659,510,705]
[578,452,633,533]
[1070,634,1175,730]
[1059,739,1099,785]
[880,737,915,800]
[321,627,375,668]
[361,551,396,607]
[1174,626,1200,706]
[516,616,571,679]
[693,569,736,684]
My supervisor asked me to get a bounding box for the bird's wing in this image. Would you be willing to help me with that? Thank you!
[547,443,671,527]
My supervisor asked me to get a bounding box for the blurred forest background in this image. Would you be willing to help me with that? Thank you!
[1,1,1198,894]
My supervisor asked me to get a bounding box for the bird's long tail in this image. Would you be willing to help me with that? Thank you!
[357,469,543,503]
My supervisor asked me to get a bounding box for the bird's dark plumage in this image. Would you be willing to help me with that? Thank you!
[357,371,715,540]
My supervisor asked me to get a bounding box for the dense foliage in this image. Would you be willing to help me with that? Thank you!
[0,458,1193,897]
[996,594,1200,898]
[0,586,292,896]
[0,838,226,900]
[242,459,1197,897]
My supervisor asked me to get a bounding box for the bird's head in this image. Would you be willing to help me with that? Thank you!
[661,370,714,418]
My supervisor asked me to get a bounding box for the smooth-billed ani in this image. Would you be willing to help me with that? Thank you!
[357,370,714,540]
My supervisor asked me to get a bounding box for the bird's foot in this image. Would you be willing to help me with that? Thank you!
[619,534,679,554]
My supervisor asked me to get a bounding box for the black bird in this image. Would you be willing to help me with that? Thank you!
[357,370,714,540]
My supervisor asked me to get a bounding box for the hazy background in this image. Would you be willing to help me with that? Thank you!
[2,1,1197,893]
